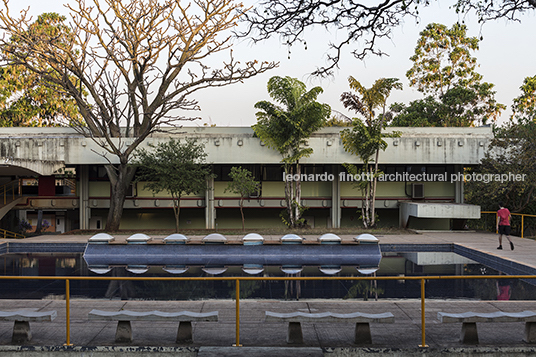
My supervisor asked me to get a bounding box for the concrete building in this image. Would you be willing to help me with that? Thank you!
[0,126,491,232]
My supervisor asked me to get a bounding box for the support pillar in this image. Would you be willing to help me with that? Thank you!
[330,165,341,228]
[79,165,90,230]
[454,164,464,204]
[205,176,215,229]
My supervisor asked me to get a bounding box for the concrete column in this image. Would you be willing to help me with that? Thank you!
[454,164,464,204]
[79,165,90,230]
[205,176,215,229]
[331,165,341,229]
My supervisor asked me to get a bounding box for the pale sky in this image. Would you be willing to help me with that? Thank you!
[11,0,536,127]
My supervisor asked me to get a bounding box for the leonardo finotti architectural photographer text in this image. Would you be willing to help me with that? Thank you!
[283,172,526,184]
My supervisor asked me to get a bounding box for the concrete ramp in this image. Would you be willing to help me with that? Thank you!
[0,196,24,221]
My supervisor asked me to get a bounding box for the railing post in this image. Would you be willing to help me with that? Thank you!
[419,278,428,347]
[64,279,73,346]
[522,215,525,238]
[233,278,241,347]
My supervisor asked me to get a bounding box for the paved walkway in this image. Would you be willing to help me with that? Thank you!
[0,299,536,350]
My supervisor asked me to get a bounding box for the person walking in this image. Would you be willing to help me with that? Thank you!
[497,202,514,250]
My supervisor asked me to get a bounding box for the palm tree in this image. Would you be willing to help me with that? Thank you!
[341,77,402,228]
[253,76,331,228]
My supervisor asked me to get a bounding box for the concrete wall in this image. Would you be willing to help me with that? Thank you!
[0,126,492,172]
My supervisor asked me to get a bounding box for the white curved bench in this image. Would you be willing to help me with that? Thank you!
[438,311,536,344]
[88,309,218,343]
[0,310,57,344]
[265,311,394,344]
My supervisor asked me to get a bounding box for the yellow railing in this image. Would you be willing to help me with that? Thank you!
[0,180,20,206]
[481,211,536,238]
[0,228,25,239]
[1,274,535,347]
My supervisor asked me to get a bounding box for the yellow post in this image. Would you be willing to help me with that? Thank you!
[64,279,73,346]
[233,279,241,347]
[419,278,428,347]
[522,215,525,238]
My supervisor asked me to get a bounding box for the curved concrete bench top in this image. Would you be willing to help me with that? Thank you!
[164,234,189,244]
[88,309,218,321]
[0,310,57,321]
[202,233,227,244]
[318,233,342,243]
[242,233,264,245]
[354,234,379,243]
[265,311,394,323]
[438,311,536,323]
[88,233,115,243]
[126,233,152,244]
[280,234,303,244]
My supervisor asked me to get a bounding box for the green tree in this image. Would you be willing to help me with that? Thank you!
[225,167,260,232]
[133,139,212,232]
[0,1,276,231]
[390,96,444,127]
[391,83,504,127]
[512,75,536,121]
[340,77,402,228]
[0,13,80,127]
[402,23,504,126]
[407,23,480,96]
[466,76,536,218]
[253,76,330,228]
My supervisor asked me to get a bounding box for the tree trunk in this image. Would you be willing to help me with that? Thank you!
[284,164,294,227]
[239,197,245,232]
[361,165,373,229]
[172,197,181,233]
[295,162,301,227]
[105,163,137,232]
[35,209,43,234]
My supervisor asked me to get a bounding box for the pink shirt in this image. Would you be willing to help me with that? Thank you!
[497,208,511,226]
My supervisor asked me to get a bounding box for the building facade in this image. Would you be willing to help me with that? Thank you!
[0,126,491,232]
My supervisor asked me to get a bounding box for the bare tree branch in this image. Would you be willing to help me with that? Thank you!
[0,0,277,230]
[240,0,535,76]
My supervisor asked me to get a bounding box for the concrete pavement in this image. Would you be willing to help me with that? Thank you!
[0,299,536,351]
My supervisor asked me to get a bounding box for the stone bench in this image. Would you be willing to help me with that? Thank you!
[438,311,536,344]
[88,309,218,343]
[265,311,394,344]
[0,310,57,344]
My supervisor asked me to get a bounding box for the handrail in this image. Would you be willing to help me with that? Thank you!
[0,228,25,239]
[0,180,20,206]
[481,211,536,238]
[1,274,534,347]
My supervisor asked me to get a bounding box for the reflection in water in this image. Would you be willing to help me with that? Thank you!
[1,252,536,301]
[497,279,511,300]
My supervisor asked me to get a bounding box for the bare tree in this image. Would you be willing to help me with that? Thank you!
[240,0,535,76]
[0,0,277,231]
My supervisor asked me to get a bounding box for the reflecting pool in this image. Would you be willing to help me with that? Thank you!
[1,251,535,301]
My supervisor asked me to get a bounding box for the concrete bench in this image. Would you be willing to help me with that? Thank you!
[438,311,536,344]
[265,311,394,344]
[0,310,57,344]
[88,309,218,343]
